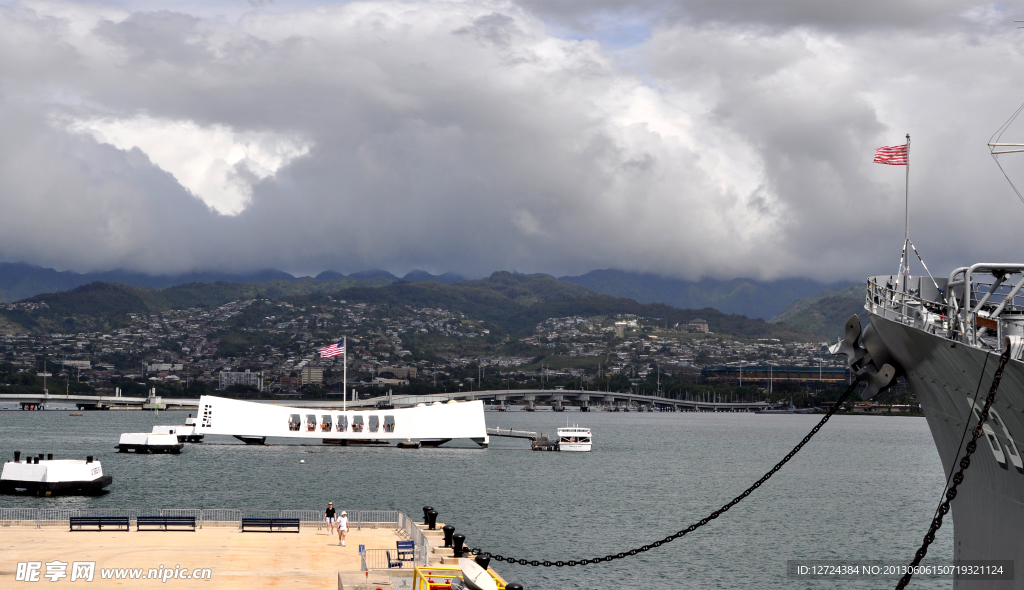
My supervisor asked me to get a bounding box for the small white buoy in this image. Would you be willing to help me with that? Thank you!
[299,459,305,464]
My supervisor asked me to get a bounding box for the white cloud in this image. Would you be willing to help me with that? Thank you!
[67,116,311,215]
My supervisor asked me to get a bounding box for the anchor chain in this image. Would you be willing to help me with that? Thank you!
[894,342,1012,590]
[471,376,864,567]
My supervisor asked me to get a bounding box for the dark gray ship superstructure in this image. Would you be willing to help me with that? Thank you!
[832,268,1024,589]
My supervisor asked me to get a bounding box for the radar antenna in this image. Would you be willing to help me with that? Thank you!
[988,90,1024,204]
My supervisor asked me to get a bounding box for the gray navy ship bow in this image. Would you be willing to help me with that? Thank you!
[833,267,1024,589]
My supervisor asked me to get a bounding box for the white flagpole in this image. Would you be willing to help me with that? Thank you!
[904,133,911,285]
[343,336,347,412]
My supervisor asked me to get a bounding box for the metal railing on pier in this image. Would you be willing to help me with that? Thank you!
[361,548,416,570]
[0,507,418,533]
[397,511,430,566]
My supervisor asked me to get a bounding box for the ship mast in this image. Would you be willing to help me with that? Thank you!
[903,133,911,287]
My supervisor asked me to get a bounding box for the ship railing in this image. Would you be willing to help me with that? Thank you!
[867,268,1024,352]
[865,275,951,338]
[948,264,1024,349]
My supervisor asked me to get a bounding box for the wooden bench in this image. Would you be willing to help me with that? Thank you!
[240,517,300,532]
[69,516,130,531]
[137,516,197,531]
[396,540,416,562]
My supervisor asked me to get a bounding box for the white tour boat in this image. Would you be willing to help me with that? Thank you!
[556,426,592,452]
[0,452,112,496]
[194,395,490,447]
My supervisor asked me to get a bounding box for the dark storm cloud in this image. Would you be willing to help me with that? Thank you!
[521,0,1003,35]
[1,0,1023,281]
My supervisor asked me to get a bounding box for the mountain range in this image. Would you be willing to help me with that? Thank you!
[0,263,851,318]
[0,262,866,339]
[0,262,465,303]
[0,271,818,341]
[559,269,855,320]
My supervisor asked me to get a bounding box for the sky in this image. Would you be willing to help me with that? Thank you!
[2,0,1024,281]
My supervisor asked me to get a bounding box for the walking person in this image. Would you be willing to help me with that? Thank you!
[324,502,337,534]
[338,510,348,546]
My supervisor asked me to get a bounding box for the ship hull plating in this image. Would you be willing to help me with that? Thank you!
[868,311,1024,590]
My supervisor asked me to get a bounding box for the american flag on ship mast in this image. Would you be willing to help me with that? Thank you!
[320,337,348,410]
[874,135,915,285]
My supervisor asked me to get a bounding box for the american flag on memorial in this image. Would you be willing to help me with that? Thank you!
[873,143,908,165]
[319,341,345,358]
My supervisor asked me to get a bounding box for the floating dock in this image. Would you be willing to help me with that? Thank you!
[486,427,558,451]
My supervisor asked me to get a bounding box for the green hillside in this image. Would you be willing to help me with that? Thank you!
[0,276,394,334]
[770,284,864,339]
[329,272,817,340]
[560,269,853,319]
[0,271,820,342]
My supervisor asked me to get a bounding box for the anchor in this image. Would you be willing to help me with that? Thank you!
[828,315,900,399]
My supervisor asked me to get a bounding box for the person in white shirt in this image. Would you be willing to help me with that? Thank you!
[338,510,349,546]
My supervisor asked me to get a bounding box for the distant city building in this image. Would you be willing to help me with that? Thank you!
[682,319,709,333]
[219,370,263,391]
[378,366,416,379]
[372,377,408,386]
[300,365,323,385]
[62,360,91,370]
[279,375,302,389]
[146,363,183,372]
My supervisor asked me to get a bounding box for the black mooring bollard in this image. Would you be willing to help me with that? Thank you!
[475,553,491,570]
[47,454,53,461]
[452,533,466,557]
[14,451,20,462]
[427,509,438,530]
[422,506,434,525]
[442,524,455,547]
[506,584,524,590]
[86,456,93,463]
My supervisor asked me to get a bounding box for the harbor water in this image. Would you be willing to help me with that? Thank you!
[0,408,952,589]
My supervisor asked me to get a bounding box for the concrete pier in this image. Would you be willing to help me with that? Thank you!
[0,521,423,589]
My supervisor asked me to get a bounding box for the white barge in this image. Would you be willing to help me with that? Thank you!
[196,395,490,447]
[0,452,112,496]
[117,432,184,453]
[151,415,204,443]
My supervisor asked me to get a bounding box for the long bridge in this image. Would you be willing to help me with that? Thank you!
[0,389,770,413]
[347,389,769,412]
[0,392,199,411]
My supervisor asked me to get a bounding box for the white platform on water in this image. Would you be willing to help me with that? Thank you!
[117,432,184,453]
[195,395,489,445]
[1,456,111,495]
